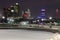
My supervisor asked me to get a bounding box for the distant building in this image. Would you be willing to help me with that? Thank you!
[56,8,59,20]
[40,9,46,19]
[22,12,29,19]
[27,9,31,17]
[14,3,19,17]
[10,5,15,17]
[22,10,24,16]
[22,8,31,19]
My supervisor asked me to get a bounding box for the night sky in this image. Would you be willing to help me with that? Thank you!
[0,0,60,18]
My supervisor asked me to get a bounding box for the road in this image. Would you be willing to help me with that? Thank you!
[0,29,55,40]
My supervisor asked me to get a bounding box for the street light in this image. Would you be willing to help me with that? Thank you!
[2,16,5,19]
[11,10,14,13]
[49,17,53,28]
[49,17,52,20]
[41,19,44,21]
[16,3,19,5]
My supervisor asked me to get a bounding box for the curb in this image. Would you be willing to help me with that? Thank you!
[0,28,60,33]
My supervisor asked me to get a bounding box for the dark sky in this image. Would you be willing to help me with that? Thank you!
[0,0,60,18]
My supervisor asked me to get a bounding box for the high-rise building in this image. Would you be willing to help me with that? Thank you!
[14,3,19,17]
[25,9,31,18]
[27,9,31,17]
[7,8,11,17]
[10,5,15,17]
[40,9,46,19]
[56,8,59,20]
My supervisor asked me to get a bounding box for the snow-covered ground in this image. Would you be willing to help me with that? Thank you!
[0,29,56,40]
[47,33,60,40]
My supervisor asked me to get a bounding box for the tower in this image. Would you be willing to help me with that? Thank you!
[40,9,46,19]
[10,5,15,17]
[56,8,59,20]
[14,3,19,17]
[27,9,31,17]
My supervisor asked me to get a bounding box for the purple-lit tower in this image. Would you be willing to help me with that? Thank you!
[40,9,46,19]
[37,9,46,25]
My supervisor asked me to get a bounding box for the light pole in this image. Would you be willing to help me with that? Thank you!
[49,17,52,28]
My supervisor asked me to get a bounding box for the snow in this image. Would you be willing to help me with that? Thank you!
[0,29,55,40]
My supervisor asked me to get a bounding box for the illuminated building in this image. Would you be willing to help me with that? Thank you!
[25,9,31,19]
[22,12,29,19]
[14,3,19,17]
[37,9,46,19]
[40,9,46,19]
[7,8,11,17]
[27,9,31,17]
[3,7,11,17]
[56,8,59,20]
[10,5,15,17]
[37,9,46,25]
[22,8,31,19]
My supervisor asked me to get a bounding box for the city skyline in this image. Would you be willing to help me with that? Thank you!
[0,0,60,18]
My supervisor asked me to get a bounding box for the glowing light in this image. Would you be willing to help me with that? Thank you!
[20,21,29,25]
[16,3,19,5]
[11,10,14,12]
[7,17,14,24]
[49,17,52,20]
[41,19,44,21]
[37,17,41,18]
[10,17,14,22]
[33,21,36,23]
[40,8,46,19]
[37,20,39,22]
[41,9,45,11]
[2,16,5,19]
[10,5,13,7]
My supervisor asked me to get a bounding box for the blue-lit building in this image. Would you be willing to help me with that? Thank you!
[40,9,46,19]
[36,9,46,25]
[37,9,46,19]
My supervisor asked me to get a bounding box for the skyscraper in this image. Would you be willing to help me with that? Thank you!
[56,8,59,20]
[14,3,19,17]
[40,9,46,19]
[27,9,31,17]
[10,5,15,17]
